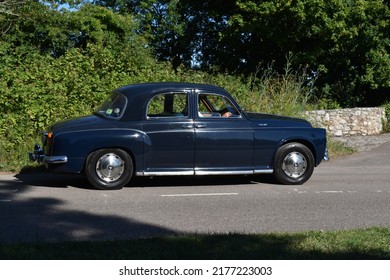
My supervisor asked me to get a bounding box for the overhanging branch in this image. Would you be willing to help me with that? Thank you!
[0,0,26,17]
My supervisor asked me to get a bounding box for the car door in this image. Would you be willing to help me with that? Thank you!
[194,92,254,174]
[142,91,195,175]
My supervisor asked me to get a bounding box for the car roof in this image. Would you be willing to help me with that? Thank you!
[115,82,227,97]
[114,82,231,121]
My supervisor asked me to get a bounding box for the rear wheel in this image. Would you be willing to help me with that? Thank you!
[273,142,314,185]
[85,149,133,190]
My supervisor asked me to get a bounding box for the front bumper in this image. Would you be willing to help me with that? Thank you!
[29,144,68,164]
[323,148,329,161]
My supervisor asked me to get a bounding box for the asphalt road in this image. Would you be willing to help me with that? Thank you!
[1,141,390,243]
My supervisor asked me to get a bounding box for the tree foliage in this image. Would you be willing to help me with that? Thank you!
[0,1,174,170]
[0,0,26,34]
[228,0,390,106]
[96,0,389,106]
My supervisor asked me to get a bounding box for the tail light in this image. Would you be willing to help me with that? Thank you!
[40,131,54,149]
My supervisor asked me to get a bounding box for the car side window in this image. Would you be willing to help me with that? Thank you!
[147,92,189,118]
[198,93,240,118]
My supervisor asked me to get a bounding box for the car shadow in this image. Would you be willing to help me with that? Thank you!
[129,174,277,188]
[15,166,94,190]
[15,166,278,190]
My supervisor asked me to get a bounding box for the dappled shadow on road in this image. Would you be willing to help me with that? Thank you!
[4,169,387,260]
[0,179,178,244]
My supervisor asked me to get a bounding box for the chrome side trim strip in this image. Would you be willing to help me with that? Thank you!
[195,170,253,176]
[253,169,274,174]
[137,169,274,176]
[140,171,195,176]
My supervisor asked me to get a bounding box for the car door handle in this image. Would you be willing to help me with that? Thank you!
[181,124,194,129]
[195,123,207,128]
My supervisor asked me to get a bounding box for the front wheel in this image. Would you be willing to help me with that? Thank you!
[273,142,315,185]
[85,149,133,190]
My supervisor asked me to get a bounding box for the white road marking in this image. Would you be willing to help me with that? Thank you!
[161,192,239,197]
[315,191,344,194]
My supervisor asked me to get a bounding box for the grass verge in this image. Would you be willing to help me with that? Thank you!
[1,228,389,260]
[327,137,356,158]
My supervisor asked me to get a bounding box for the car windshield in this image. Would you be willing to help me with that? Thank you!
[94,92,127,119]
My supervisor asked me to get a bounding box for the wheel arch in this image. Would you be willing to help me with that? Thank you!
[276,139,318,166]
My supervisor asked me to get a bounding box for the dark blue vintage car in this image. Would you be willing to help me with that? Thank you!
[30,82,328,190]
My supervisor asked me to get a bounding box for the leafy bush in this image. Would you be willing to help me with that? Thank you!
[383,102,390,133]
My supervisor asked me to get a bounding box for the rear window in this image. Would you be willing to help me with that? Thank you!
[94,92,127,120]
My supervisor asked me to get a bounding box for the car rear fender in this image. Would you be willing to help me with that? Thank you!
[51,129,146,173]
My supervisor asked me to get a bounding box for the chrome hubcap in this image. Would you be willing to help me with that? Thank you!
[96,153,125,182]
[282,152,307,179]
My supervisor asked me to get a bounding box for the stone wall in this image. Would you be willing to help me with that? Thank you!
[305,107,386,137]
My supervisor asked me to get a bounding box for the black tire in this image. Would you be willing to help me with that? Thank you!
[85,149,133,190]
[273,142,315,185]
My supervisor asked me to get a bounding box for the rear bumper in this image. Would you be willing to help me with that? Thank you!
[29,144,68,164]
[43,155,68,164]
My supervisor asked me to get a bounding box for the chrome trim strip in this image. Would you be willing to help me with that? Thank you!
[195,170,253,176]
[137,169,274,176]
[254,169,274,174]
[43,156,68,164]
[140,171,194,176]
